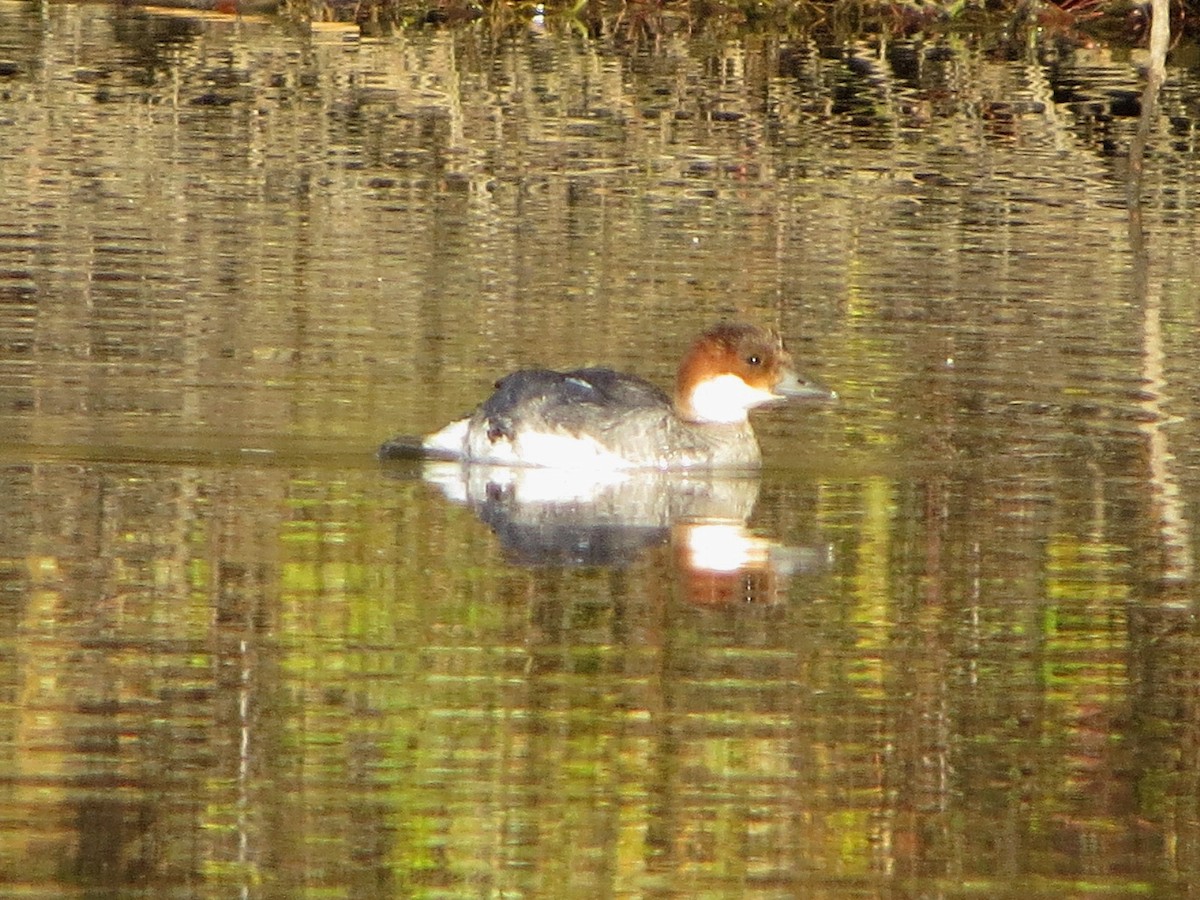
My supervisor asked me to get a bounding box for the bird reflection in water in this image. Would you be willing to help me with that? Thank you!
[409,462,830,606]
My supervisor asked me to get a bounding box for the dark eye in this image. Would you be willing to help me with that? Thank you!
[746,354,761,366]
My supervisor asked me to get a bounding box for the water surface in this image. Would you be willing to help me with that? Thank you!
[1,3,1199,896]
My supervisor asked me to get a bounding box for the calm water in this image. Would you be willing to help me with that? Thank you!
[1,2,1200,896]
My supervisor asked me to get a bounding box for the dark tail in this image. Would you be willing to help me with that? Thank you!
[377,435,428,460]
[378,435,464,462]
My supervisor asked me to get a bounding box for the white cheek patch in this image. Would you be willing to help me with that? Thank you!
[686,374,779,424]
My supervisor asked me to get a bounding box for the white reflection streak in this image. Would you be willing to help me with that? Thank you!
[240,638,252,899]
[1137,282,1192,584]
[1130,0,1193,586]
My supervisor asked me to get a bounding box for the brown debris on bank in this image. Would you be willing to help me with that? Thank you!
[257,0,1195,47]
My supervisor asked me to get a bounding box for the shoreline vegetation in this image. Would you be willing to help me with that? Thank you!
[129,0,1195,47]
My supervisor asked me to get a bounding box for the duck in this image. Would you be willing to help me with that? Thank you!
[378,322,834,470]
